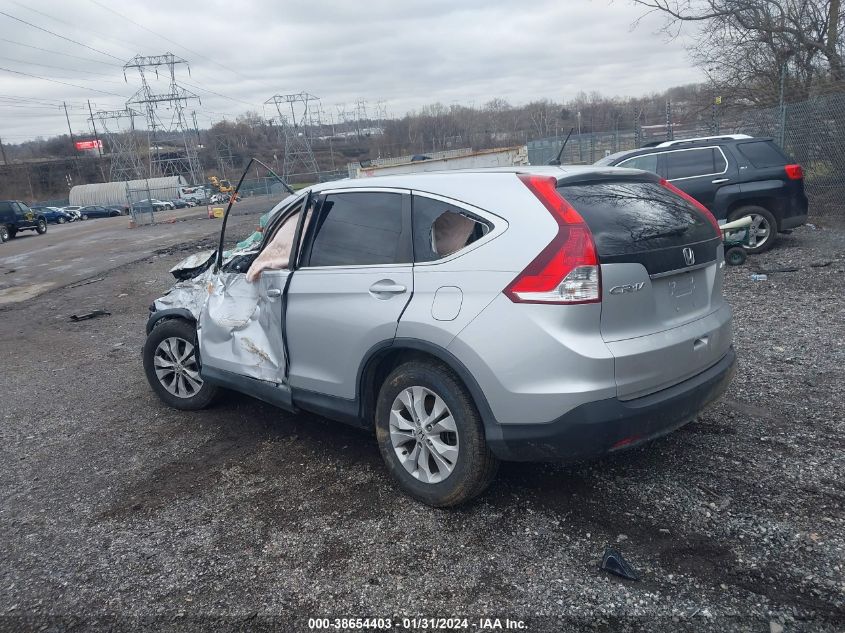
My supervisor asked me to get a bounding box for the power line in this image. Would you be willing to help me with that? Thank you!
[0,10,124,62]
[0,37,122,67]
[0,55,125,81]
[88,0,250,80]
[7,0,138,58]
[0,65,129,98]
[181,81,260,108]
[0,94,81,106]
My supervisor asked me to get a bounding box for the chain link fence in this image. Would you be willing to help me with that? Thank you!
[528,91,845,216]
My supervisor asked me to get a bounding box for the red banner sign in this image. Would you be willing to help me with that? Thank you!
[75,140,102,151]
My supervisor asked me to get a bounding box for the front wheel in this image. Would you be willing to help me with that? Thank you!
[375,361,499,507]
[80,214,88,220]
[35,219,47,234]
[728,206,777,254]
[142,319,218,410]
[58,216,66,224]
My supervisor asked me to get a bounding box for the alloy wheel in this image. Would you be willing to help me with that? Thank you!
[153,336,203,398]
[389,386,459,484]
[746,213,771,249]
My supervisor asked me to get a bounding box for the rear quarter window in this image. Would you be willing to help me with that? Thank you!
[557,180,717,256]
[736,141,788,168]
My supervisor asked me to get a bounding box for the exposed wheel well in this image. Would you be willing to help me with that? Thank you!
[359,347,478,430]
[727,197,782,225]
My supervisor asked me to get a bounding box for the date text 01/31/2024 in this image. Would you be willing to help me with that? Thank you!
[307,617,527,630]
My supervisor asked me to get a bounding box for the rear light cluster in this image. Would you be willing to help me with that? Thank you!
[505,175,600,304]
[660,178,722,234]
[784,164,803,180]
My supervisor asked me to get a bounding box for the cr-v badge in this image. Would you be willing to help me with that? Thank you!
[683,247,695,266]
[609,282,645,295]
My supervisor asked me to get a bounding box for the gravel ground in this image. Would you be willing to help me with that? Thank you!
[0,222,843,632]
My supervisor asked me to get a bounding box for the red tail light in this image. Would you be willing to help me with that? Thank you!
[504,174,600,304]
[660,179,721,234]
[785,164,803,180]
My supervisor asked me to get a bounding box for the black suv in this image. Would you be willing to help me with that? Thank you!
[596,135,808,253]
[0,200,48,243]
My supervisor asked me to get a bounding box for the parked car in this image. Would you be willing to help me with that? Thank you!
[78,205,122,219]
[62,206,83,221]
[142,167,735,506]
[108,205,129,215]
[170,199,190,209]
[0,200,48,241]
[595,134,807,253]
[135,199,168,212]
[32,206,73,224]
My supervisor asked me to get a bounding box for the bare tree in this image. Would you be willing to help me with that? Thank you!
[631,0,844,103]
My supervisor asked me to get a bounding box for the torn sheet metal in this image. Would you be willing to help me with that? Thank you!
[196,269,289,384]
[170,250,215,280]
[154,266,215,321]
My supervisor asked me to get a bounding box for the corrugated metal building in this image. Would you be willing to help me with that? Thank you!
[69,176,187,206]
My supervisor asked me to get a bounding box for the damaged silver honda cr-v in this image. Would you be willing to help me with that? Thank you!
[144,165,735,506]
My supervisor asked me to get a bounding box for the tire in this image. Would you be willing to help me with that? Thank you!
[81,214,88,220]
[728,205,777,254]
[35,219,47,234]
[726,246,747,266]
[142,319,218,411]
[375,361,499,507]
[0,225,8,242]
[58,217,66,224]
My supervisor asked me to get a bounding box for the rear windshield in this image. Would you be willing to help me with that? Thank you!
[736,141,788,168]
[557,180,717,255]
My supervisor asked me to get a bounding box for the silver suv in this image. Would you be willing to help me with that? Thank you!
[143,166,735,506]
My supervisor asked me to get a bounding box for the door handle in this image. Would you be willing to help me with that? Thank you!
[711,178,730,184]
[266,288,282,298]
[369,280,407,295]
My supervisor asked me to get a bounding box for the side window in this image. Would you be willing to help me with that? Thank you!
[0,201,12,220]
[412,195,490,263]
[666,148,723,180]
[307,192,406,267]
[618,153,658,173]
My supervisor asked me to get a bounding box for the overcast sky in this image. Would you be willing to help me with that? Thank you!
[0,0,700,144]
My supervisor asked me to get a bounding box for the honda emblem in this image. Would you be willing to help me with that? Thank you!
[682,247,695,266]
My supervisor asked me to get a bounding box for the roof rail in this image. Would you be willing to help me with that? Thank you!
[650,134,753,149]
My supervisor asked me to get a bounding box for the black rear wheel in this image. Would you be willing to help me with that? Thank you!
[726,247,747,266]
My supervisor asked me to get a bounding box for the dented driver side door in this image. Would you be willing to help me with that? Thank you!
[197,268,290,384]
[197,196,309,389]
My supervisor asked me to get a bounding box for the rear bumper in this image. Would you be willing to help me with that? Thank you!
[486,346,736,462]
[779,192,808,230]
